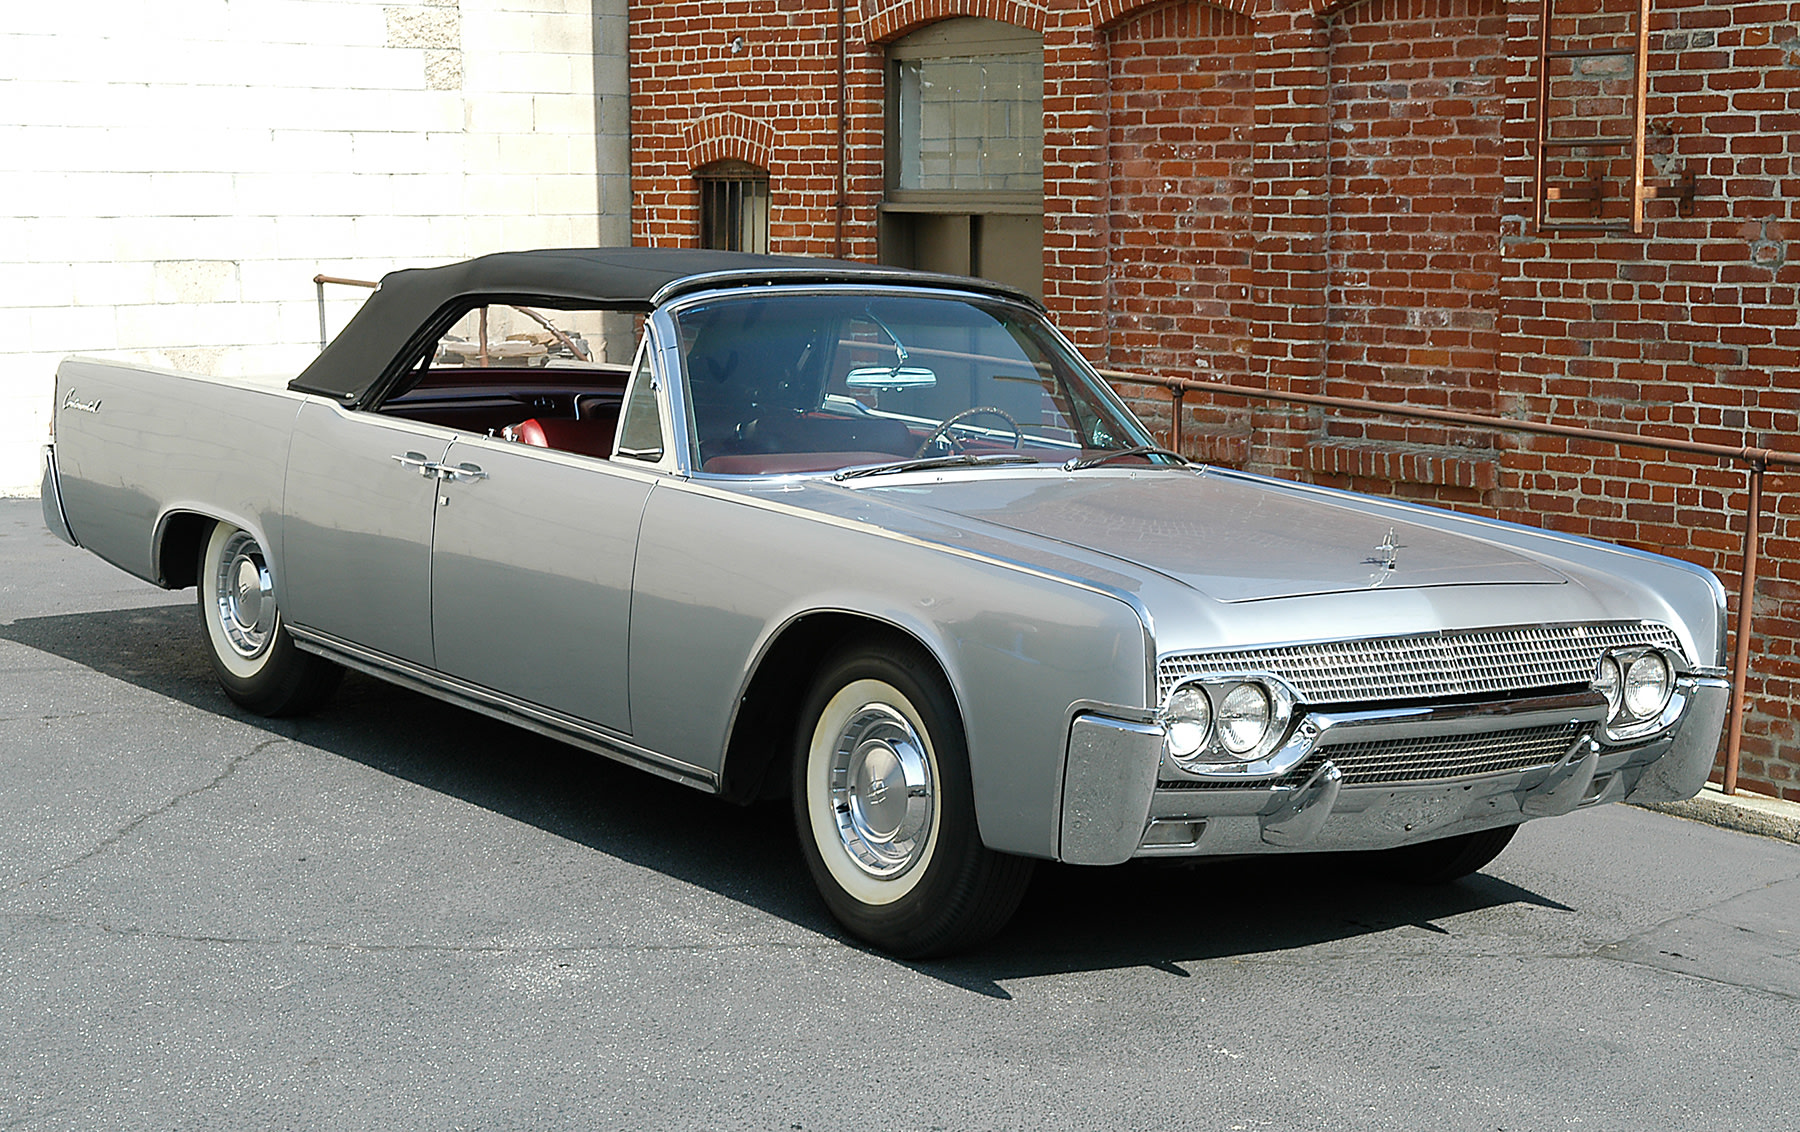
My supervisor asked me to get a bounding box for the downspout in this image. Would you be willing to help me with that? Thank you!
[835,0,848,258]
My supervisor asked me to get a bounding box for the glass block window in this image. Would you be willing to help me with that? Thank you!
[696,160,770,253]
[895,53,1043,193]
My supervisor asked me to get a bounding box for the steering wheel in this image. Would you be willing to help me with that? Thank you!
[913,406,1023,459]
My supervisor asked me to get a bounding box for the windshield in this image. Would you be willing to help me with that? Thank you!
[673,291,1160,476]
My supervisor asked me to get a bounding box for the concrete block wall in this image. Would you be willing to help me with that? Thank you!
[629,0,1800,797]
[1,0,630,496]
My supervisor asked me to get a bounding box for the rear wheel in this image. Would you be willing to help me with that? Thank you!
[1371,824,1518,884]
[197,521,341,716]
[792,642,1033,957]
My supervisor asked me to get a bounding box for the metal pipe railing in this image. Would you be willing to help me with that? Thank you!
[1100,369,1799,797]
[313,274,377,350]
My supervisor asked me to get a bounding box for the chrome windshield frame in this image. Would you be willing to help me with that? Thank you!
[655,282,1160,480]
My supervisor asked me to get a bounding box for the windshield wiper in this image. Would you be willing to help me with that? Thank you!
[1061,445,1191,472]
[833,452,1039,482]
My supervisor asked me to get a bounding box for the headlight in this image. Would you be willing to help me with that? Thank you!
[1158,676,1293,772]
[1592,646,1682,742]
[1623,651,1673,718]
[1217,683,1272,754]
[1163,684,1212,758]
[1594,655,1622,716]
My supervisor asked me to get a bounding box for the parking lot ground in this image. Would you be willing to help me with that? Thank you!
[2,499,1797,1131]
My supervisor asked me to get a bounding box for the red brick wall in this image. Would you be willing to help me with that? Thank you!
[1494,0,1800,797]
[630,0,1800,798]
[1316,0,1505,504]
[1103,1,1257,452]
[629,0,885,258]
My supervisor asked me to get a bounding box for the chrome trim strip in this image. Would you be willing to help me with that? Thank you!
[287,624,718,791]
[649,270,1041,312]
[39,444,78,547]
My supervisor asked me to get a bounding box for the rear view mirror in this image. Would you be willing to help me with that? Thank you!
[845,366,937,390]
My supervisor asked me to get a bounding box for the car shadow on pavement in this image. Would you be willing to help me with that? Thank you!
[4,603,1575,998]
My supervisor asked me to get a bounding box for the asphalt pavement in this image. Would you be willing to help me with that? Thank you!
[2,498,1797,1131]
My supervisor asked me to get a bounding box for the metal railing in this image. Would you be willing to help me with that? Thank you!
[1099,368,1799,797]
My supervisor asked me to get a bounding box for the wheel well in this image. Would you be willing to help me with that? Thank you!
[156,512,217,589]
[718,614,946,805]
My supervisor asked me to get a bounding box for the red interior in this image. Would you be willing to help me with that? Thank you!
[509,408,622,459]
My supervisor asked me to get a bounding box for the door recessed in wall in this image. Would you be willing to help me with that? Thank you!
[881,18,1043,299]
[696,160,770,253]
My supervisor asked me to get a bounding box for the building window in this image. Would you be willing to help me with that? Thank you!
[893,38,1042,193]
[696,161,770,253]
[881,19,1044,298]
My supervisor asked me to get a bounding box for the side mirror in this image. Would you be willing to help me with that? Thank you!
[845,366,937,391]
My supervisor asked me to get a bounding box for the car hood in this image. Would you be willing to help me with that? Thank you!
[859,469,1568,603]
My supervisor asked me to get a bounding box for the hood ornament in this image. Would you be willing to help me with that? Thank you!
[1365,527,1405,585]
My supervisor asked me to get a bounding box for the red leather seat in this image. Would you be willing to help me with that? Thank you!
[509,408,620,459]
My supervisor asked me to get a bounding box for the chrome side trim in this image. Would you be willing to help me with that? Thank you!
[40,444,78,547]
[287,624,717,792]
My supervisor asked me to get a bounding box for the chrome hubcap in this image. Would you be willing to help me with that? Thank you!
[830,703,935,879]
[215,531,275,659]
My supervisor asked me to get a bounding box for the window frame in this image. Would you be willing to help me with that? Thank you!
[882,17,1044,212]
[695,159,772,253]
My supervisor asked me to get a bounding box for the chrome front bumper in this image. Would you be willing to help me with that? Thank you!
[1058,677,1731,865]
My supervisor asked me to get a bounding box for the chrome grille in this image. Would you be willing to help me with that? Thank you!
[1159,721,1588,790]
[1306,721,1586,786]
[1157,621,1683,705]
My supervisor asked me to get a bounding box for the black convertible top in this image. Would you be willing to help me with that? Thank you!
[289,247,1038,404]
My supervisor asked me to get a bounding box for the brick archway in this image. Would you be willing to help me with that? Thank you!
[1091,0,1256,30]
[683,111,776,173]
[861,0,1048,45]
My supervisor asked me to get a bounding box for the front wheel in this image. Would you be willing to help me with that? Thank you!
[197,521,341,716]
[792,643,1033,957]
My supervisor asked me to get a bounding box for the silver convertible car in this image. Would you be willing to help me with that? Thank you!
[42,248,1729,956]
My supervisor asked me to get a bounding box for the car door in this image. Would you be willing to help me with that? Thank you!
[426,339,670,735]
[280,398,448,667]
[427,433,656,734]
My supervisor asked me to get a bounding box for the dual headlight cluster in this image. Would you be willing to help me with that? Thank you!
[1158,677,1294,771]
[1593,647,1680,740]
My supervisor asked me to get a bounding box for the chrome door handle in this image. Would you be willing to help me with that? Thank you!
[391,451,433,476]
[437,462,488,482]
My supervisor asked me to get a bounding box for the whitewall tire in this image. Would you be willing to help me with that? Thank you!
[792,641,1033,957]
[197,521,341,716]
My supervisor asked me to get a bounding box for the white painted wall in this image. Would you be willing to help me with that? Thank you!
[0,0,630,495]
